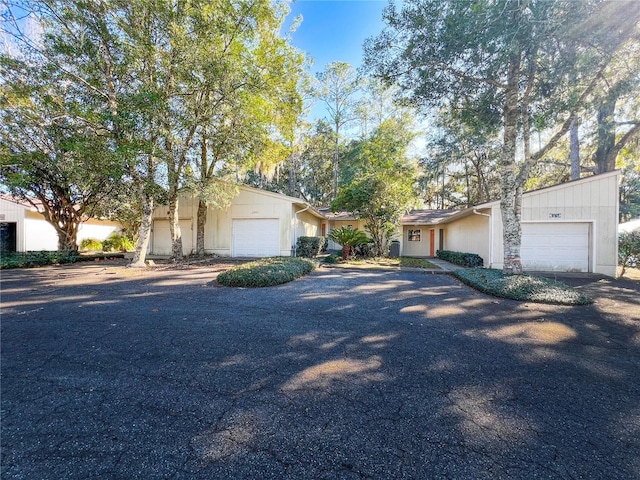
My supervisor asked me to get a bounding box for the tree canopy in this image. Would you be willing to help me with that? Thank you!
[365,0,640,273]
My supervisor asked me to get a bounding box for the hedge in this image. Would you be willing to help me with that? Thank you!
[217,257,317,287]
[436,249,484,268]
[296,236,326,258]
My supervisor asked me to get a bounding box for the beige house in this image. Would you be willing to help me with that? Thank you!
[0,195,121,252]
[399,170,620,276]
[150,172,619,276]
[150,185,324,257]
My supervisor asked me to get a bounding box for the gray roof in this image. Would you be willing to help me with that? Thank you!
[401,209,459,225]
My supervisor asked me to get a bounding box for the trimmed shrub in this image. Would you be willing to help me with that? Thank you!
[437,249,484,268]
[217,257,317,287]
[79,238,103,251]
[296,236,326,258]
[1,251,79,269]
[619,231,640,278]
[452,268,592,305]
[102,232,134,252]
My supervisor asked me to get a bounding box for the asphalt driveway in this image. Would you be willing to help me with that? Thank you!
[1,262,639,479]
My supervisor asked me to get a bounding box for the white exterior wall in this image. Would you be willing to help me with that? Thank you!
[490,171,619,276]
[1,201,119,251]
[443,213,491,266]
[400,226,446,257]
[295,209,323,241]
[24,214,59,251]
[151,187,321,257]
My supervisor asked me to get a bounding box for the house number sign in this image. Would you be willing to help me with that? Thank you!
[549,213,562,219]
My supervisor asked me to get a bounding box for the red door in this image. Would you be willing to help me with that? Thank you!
[429,229,435,256]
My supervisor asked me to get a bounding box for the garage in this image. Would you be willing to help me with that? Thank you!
[152,219,193,256]
[232,219,280,257]
[521,222,591,272]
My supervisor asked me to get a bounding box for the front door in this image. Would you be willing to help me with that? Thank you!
[429,229,435,256]
[0,222,17,253]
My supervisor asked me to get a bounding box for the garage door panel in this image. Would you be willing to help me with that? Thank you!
[232,219,279,257]
[521,223,589,272]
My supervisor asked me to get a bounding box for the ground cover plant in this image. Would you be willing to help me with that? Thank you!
[217,257,317,287]
[0,251,128,269]
[453,268,593,305]
[1,251,79,269]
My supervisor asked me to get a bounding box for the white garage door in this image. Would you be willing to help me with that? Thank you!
[152,220,192,256]
[521,222,590,272]
[232,219,280,257]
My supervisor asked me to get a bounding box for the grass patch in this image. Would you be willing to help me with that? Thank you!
[399,257,439,269]
[217,257,317,287]
[326,256,439,269]
[453,268,593,305]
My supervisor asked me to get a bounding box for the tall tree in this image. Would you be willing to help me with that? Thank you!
[365,0,640,273]
[0,2,134,251]
[332,117,418,256]
[124,0,303,261]
[1,0,167,266]
[2,0,304,263]
[313,61,359,199]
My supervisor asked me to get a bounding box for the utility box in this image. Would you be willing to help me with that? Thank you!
[390,240,400,258]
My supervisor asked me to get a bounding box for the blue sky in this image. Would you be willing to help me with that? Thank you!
[285,0,387,74]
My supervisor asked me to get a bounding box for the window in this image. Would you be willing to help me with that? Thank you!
[408,229,421,242]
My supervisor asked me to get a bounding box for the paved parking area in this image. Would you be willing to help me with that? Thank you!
[1,263,639,479]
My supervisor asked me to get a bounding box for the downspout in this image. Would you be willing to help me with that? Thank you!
[473,209,493,268]
[293,204,311,257]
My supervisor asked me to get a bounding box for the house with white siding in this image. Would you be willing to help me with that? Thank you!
[0,195,121,253]
[150,185,325,257]
[151,172,619,276]
[397,170,620,276]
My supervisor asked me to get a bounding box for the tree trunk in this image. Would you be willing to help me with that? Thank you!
[594,96,616,174]
[341,245,350,260]
[570,117,580,180]
[196,198,207,257]
[332,132,339,200]
[129,193,153,267]
[168,185,183,261]
[55,221,80,251]
[501,52,523,275]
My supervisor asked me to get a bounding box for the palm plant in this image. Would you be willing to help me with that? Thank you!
[328,226,370,260]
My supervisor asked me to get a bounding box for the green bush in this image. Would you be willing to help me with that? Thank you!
[79,238,103,251]
[352,239,376,258]
[102,232,134,252]
[217,257,317,287]
[323,253,341,264]
[328,226,371,260]
[453,268,592,305]
[296,236,326,258]
[619,231,640,277]
[437,249,484,267]
[0,251,79,269]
